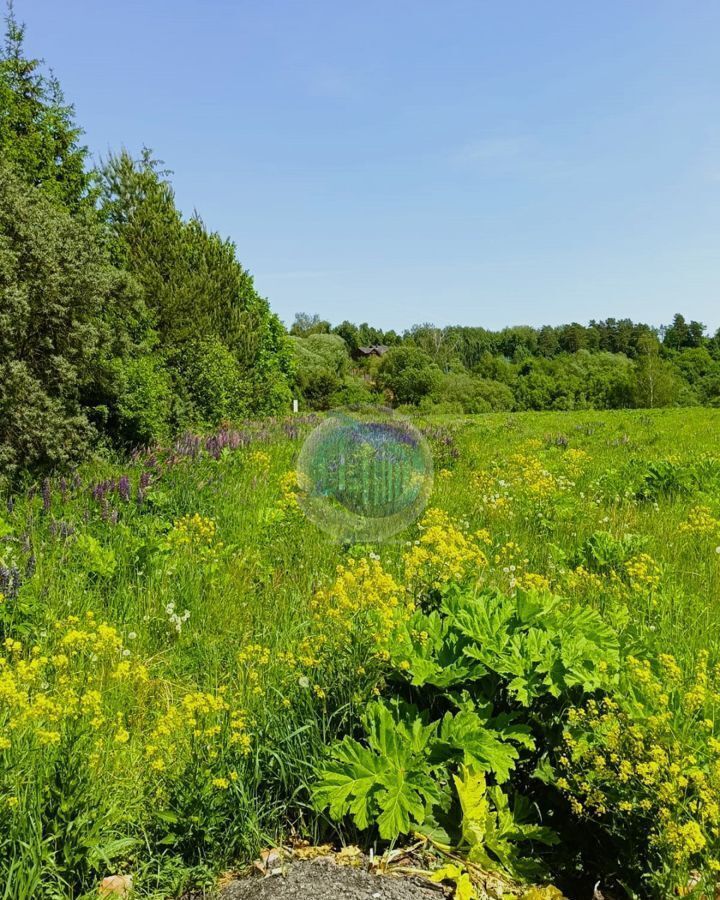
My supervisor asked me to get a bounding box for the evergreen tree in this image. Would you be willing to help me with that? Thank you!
[0,3,89,209]
[99,149,292,421]
[0,161,142,474]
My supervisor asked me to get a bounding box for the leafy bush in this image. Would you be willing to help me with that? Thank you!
[377,347,443,405]
[573,531,646,574]
[290,333,352,409]
[315,584,618,880]
[431,373,514,413]
[173,338,251,427]
[635,460,695,501]
[110,353,173,446]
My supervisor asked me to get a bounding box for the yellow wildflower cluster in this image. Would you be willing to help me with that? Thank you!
[515,571,552,593]
[564,448,590,474]
[311,557,409,654]
[235,636,330,709]
[165,513,218,551]
[492,540,525,567]
[404,508,488,591]
[472,445,578,522]
[625,553,661,593]
[0,614,149,800]
[679,506,720,537]
[248,450,271,470]
[508,452,565,498]
[0,606,260,817]
[472,469,512,513]
[277,469,300,511]
[559,654,720,879]
[144,689,251,777]
[562,565,606,598]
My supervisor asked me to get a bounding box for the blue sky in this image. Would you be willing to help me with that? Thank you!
[19,0,720,332]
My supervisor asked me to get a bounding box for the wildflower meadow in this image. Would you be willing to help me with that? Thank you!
[0,409,719,898]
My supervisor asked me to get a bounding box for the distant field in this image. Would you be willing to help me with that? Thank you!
[2,408,720,898]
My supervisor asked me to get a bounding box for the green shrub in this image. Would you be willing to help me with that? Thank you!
[173,338,251,426]
[111,353,173,446]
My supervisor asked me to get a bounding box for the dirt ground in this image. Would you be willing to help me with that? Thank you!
[219,859,450,900]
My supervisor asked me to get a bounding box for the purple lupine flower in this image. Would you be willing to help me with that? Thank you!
[283,423,300,440]
[205,435,222,459]
[25,555,36,578]
[175,433,201,458]
[118,475,131,503]
[109,510,119,526]
[41,479,51,513]
[0,566,21,601]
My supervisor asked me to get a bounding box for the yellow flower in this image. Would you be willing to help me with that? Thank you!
[114,728,130,744]
[679,506,720,537]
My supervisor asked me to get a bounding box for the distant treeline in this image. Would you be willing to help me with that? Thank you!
[0,10,293,477]
[288,313,720,413]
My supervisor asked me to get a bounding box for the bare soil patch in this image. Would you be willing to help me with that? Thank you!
[218,858,449,900]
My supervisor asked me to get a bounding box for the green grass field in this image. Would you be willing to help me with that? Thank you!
[2,409,720,898]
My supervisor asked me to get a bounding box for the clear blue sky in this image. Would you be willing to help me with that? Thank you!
[19,0,720,333]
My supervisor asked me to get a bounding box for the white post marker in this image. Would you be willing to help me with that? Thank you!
[292,398,299,413]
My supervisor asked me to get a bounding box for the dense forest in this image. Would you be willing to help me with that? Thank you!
[2,8,719,479]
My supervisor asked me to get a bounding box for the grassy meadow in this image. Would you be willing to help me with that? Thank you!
[2,408,720,898]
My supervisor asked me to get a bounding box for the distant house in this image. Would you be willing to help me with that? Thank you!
[355,344,389,359]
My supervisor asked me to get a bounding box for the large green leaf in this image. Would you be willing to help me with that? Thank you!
[435,710,520,783]
[314,701,446,839]
[375,768,438,839]
[312,737,388,830]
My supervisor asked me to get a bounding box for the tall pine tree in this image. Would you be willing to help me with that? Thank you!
[0,2,89,210]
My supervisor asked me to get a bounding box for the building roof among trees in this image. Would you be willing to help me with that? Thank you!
[356,345,390,357]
